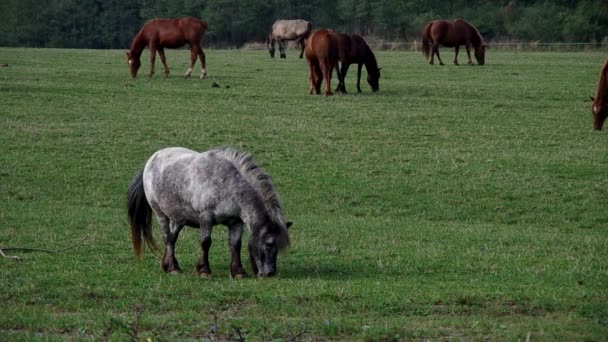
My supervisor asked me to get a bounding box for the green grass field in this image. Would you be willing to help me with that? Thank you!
[1,47,607,341]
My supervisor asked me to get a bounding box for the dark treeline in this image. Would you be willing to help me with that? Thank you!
[1,0,607,49]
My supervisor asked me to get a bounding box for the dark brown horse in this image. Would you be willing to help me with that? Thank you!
[422,19,486,66]
[335,33,381,93]
[305,29,341,96]
[126,17,208,79]
[591,58,608,130]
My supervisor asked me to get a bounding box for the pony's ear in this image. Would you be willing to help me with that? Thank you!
[286,222,293,229]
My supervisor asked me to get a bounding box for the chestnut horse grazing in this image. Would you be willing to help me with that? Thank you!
[268,19,312,59]
[305,29,341,96]
[335,33,381,93]
[422,19,486,66]
[126,17,208,79]
[591,58,608,130]
[127,147,292,278]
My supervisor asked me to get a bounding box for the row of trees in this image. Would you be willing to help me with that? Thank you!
[1,0,607,49]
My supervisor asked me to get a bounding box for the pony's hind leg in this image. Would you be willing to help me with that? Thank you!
[433,44,445,66]
[196,214,213,277]
[184,47,197,79]
[453,46,460,65]
[159,216,183,273]
[196,45,207,79]
[157,48,170,78]
[228,223,246,278]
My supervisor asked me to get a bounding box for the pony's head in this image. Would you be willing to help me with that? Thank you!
[125,50,141,78]
[475,45,486,65]
[267,34,276,58]
[248,221,291,277]
[368,67,381,92]
[591,97,607,130]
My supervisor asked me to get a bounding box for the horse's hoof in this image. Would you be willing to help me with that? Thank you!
[232,273,246,279]
[170,270,180,275]
[199,272,212,278]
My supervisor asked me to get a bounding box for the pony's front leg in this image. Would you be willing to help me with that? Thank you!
[298,38,306,59]
[356,63,363,93]
[453,46,460,65]
[196,216,213,277]
[184,47,197,79]
[157,48,170,78]
[279,39,287,58]
[160,217,183,273]
[228,223,246,278]
[148,45,157,77]
[465,44,473,65]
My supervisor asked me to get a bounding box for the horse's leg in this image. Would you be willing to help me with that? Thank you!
[159,216,183,273]
[314,63,323,95]
[356,63,363,93]
[228,223,246,278]
[307,60,316,95]
[320,60,333,96]
[197,44,207,79]
[434,44,445,66]
[184,46,197,79]
[157,48,170,78]
[335,62,346,93]
[149,45,157,77]
[465,43,473,65]
[298,38,305,59]
[196,215,213,277]
[453,46,460,65]
[279,39,286,58]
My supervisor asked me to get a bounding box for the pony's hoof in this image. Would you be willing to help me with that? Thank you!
[169,270,180,275]
[232,273,246,279]
[163,73,169,79]
[199,272,212,279]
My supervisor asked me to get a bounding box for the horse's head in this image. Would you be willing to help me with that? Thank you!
[591,97,607,130]
[367,67,381,92]
[475,45,486,65]
[125,50,141,78]
[267,34,275,58]
[248,221,291,277]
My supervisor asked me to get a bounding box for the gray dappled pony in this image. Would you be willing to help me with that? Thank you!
[267,19,312,59]
[127,147,291,278]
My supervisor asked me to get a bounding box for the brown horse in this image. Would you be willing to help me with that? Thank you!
[305,29,341,96]
[422,19,486,66]
[335,33,381,93]
[126,17,208,79]
[591,58,608,130]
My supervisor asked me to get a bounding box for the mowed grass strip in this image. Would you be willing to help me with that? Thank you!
[0,47,607,340]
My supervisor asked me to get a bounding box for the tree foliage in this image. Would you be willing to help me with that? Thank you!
[1,0,607,48]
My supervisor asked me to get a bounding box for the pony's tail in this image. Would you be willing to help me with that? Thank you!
[421,22,433,59]
[127,170,158,259]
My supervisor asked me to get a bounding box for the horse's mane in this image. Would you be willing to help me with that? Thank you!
[211,147,290,248]
[455,19,485,46]
[595,58,608,104]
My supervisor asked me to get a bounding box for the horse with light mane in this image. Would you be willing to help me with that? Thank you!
[591,58,608,130]
[305,29,341,96]
[126,17,208,79]
[422,19,486,66]
[267,19,312,59]
[127,147,292,278]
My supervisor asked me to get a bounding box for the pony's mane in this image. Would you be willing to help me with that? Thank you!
[211,147,290,248]
[456,19,484,46]
[595,58,608,104]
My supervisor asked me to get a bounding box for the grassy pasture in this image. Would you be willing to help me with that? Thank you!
[0,47,607,341]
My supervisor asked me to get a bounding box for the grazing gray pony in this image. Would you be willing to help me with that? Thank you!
[127,147,291,278]
[267,19,312,59]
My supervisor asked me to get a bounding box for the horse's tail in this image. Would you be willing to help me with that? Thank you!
[127,170,158,259]
[421,22,433,59]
